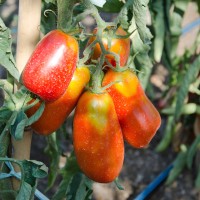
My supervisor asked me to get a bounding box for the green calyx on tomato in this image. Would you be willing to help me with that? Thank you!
[22,30,79,102]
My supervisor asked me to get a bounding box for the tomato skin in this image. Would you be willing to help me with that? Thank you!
[73,91,124,183]
[26,67,90,135]
[87,27,130,67]
[102,70,161,148]
[22,30,79,102]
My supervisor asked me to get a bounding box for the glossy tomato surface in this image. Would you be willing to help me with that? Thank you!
[22,30,79,102]
[27,67,90,135]
[103,69,161,148]
[73,91,124,183]
[87,27,130,67]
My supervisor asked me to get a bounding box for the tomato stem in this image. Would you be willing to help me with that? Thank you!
[90,57,105,94]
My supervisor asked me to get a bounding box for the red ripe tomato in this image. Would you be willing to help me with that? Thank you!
[102,69,161,148]
[22,30,79,102]
[87,27,130,67]
[73,91,124,183]
[26,67,90,135]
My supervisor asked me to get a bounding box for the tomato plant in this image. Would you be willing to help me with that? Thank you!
[73,90,124,183]
[22,30,79,102]
[26,66,90,135]
[1,0,199,199]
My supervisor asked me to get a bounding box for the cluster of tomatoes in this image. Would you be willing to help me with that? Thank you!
[22,27,161,183]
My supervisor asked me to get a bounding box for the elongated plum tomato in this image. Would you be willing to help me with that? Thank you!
[87,27,130,67]
[22,30,79,102]
[73,91,124,183]
[102,70,161,148]
[26,67,90,135]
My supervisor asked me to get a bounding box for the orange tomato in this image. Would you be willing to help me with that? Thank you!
[26,67,90,135]
[73,91,124,183]
[22,30,79,102]
[103,69,161,148]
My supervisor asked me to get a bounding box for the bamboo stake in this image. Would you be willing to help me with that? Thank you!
[12,0,41,190]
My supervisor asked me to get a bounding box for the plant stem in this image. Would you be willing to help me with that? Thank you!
[90,56,105,94]
[12,0,42,190]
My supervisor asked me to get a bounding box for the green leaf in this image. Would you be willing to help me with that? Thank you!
[0,79,14,95]
[52,152,81,200]
[0,131,10,157]
[195,166,200,189]
[0,106,12,124]
[0,18,20,81]
[16,182,33,200]
[166,147,187,185]
[0,164,16,200]
[26,160,48,178]
[0,79,15,105]
[156,116,175,152]
[114,178,124,190]
[66,173,93,200]
[97,0,124,13]
[150,0,165,62]
[132,0,153,44]
[117,6,129,29]
[17,160,47,199]
[41,1,57,34]
[10,111,28,140]
[0,158,47,199]
[19,160,48,187]
[0,0,6,5]
[13,87,30,105]
[175,56,200,120]
[26,101,45,126]
[128,0,153,89]
[45,132,60,190]
[187,135,200,169]
[1,111,17,138]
